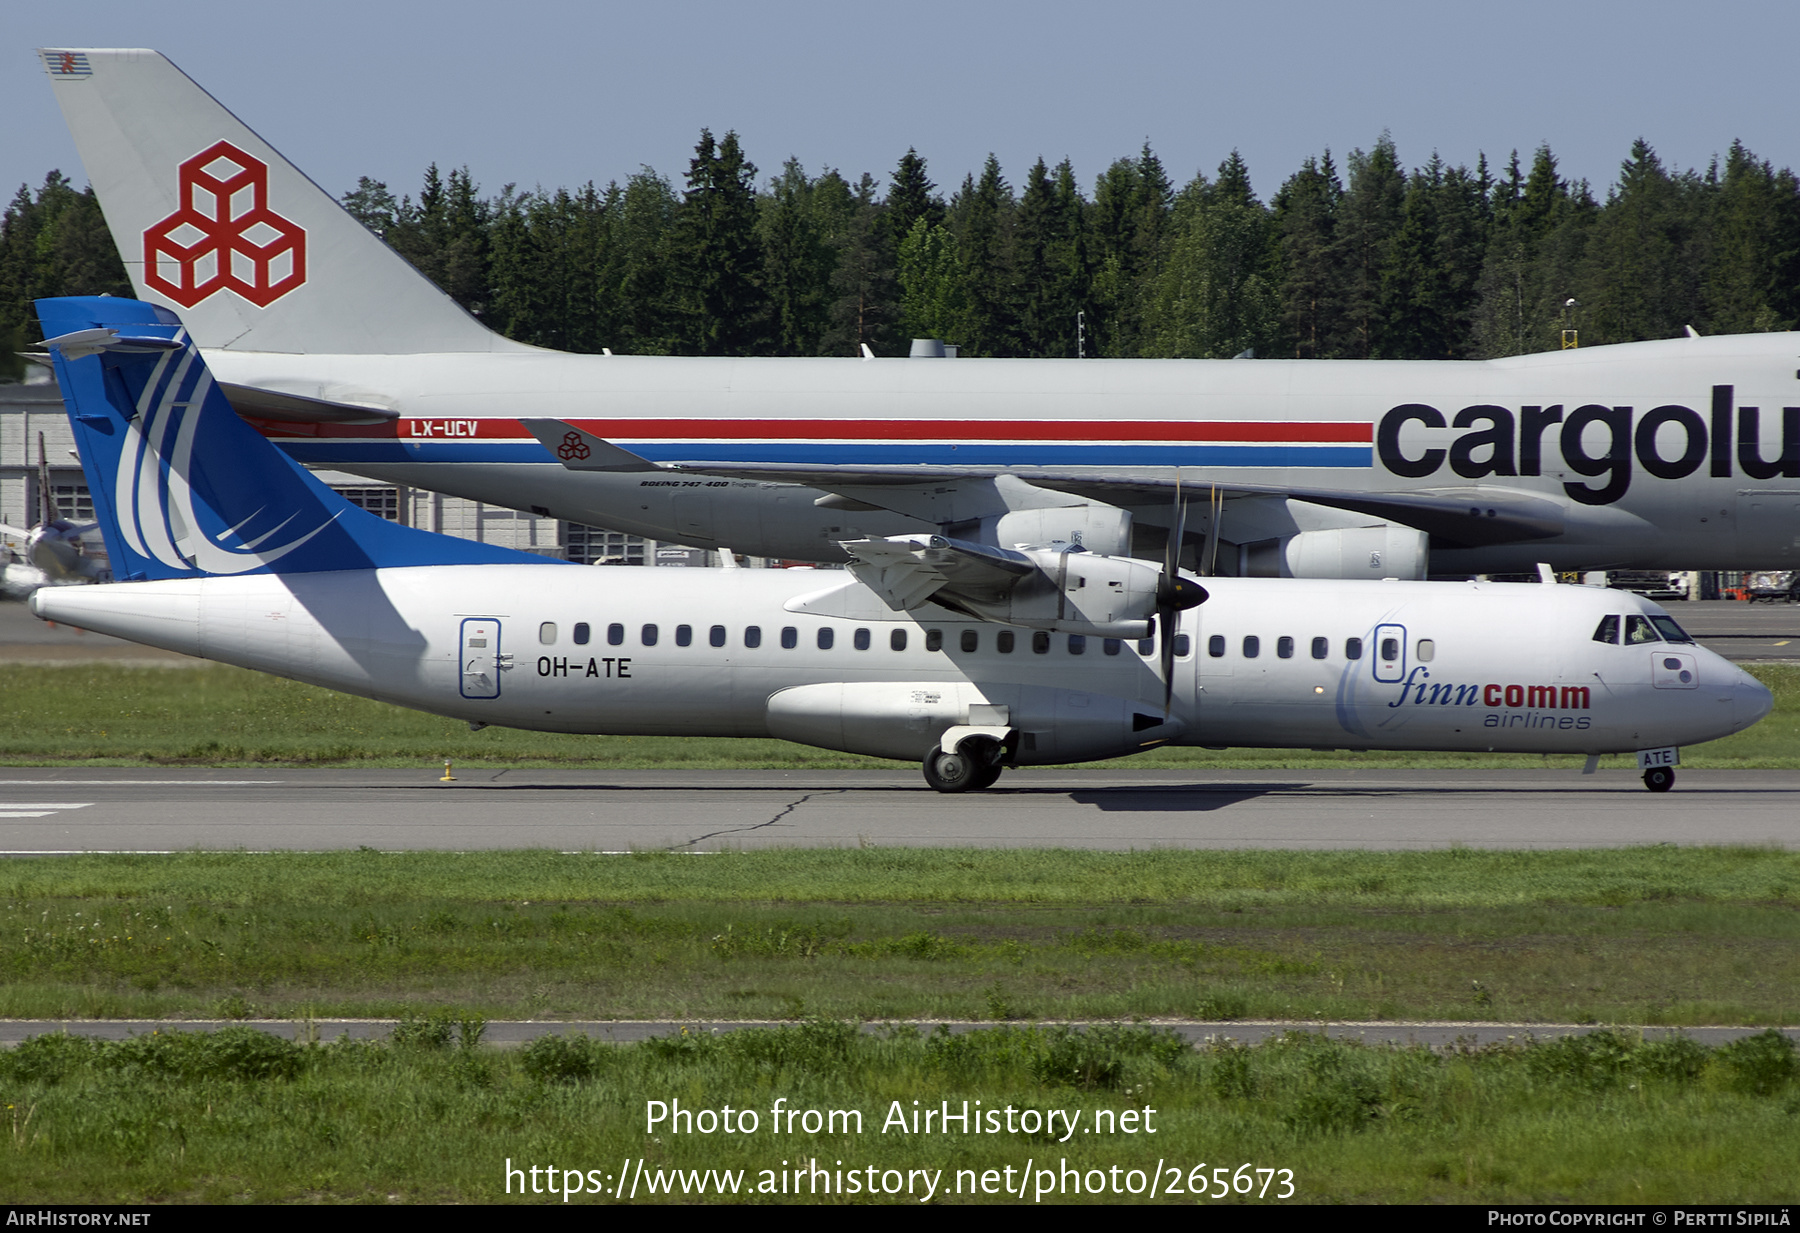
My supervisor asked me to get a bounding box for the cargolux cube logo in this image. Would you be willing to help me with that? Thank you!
[143,141,306,308]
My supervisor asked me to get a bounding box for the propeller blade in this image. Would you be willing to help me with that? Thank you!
[1154,573,1208,715]
[1164,469,1186,578]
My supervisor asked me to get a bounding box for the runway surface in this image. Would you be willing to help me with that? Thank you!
[1,767,1795,852]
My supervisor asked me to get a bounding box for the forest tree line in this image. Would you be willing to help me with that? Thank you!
[4,131,1800,375]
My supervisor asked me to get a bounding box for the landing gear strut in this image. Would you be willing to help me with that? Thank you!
[923,738,1005,793]
[1642,765,1675,792]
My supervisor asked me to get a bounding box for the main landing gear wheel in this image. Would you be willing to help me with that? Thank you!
[923,740,1005,793]
[923,747,981,793]
[1643,766,1675,792]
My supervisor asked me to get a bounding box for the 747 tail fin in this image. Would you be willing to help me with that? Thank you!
[40,48,528,357]
[38,296,554,580]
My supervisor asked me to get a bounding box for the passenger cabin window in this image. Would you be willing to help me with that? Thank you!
[709,625,726,648]
[1173,634,1191,657]
[539,622,557,645]
[1346,637,1363,660]
[573,622,590,646]
[1311,636,1328,660]
[890,629,907,651]
[1032,631,1051,654]
[1593,615,1620,644]
[1137,638,1155,656]
[997,631,1015,653]
[1103,638,1122,656]
[642,624,658,646]
[745,626,762,648]
[925,629,943,652]
[1381,637,1400,662]
[960,630,979,653]
[1277,636,1294,659]
[1243,635,1260,659]
[607,623,625,646]
[780,626,798,649]
[1624,615,1661,645]
[854,628,871,650]
[818,628,834,650]
[1416,638,1435,662]
[675,625,692,647]
[1208,635,1226,658]
[1068,634,1087,655]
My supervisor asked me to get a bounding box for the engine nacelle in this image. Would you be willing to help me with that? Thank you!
[764,680,1184,764]
[985,504,1132,557]
[953,548,1163,638]
[1241,525,1429,580]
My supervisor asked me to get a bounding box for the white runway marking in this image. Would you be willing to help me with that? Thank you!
[0,803,92,818]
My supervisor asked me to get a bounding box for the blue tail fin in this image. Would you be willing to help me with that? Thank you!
[38,296,555,580]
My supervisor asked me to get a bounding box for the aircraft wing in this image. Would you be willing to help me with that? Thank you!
[664,461,1566,549]
[523,421,1567,549]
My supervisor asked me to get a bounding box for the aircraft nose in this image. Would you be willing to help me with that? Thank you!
[1736,668,1774,730]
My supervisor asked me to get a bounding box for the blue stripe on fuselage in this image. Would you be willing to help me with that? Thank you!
[273,440,1376,469]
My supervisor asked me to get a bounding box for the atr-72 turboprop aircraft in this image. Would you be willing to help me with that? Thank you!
[40,48,1800,579]
[29,296,1771,791]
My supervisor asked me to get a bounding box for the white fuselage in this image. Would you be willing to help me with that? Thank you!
[32,568,1772,765]
[213,333,1800,572]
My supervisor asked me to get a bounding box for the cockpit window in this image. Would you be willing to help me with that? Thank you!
[1650,615,1695,644]
[1624,615,1661,645]
[1592,615,1619,645]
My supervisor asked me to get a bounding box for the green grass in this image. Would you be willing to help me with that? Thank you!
[2,1021,1796,1202]
[3,661,1799,768]
[4,848,1798,1025]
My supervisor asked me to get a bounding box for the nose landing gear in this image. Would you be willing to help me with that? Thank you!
[1642,765,1675,792]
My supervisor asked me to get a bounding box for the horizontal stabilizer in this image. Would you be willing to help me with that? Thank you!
[520,419,661,471]
[221,383,397,426]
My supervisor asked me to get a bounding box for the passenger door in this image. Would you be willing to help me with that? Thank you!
[460,618,503,699]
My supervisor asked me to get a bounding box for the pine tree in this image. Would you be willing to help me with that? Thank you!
[758,160,841,355]
[823,173,896,356]
[0,172,131,376]
[666,130,770,355]
[886,149,945,251]
[386,165,496,323]
[1013,158,1090,356]
[1573,139,1711,344]
[1332,136,1406,358]
[1376,157,1488,358]
[1145,153,1278,358]
[950,156,1019,355]
[613,169,680,353]
[1271,152,1342,357]
[341,177,400,237]
[1705,141,1799,333]
[1089,143,1172,356]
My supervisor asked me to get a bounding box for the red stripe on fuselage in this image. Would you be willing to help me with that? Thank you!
[251,416,1374,443]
